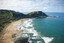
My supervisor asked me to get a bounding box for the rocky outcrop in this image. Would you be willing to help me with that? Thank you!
[15,38,29,43]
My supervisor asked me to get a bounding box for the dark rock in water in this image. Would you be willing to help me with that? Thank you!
[15,38,29,43]
[27,11,48,18]
[48,15,57,17]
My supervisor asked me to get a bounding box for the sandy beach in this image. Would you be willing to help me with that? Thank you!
[0,19,27,43]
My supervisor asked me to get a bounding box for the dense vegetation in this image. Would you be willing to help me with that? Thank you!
[0,10,47,32]
[27,11,47,18]
[0,10,27,32]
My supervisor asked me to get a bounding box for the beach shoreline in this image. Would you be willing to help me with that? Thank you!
[0,18,28,43]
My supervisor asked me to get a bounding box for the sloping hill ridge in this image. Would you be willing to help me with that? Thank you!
[27,11,47,18]
[0,10,47,32]
[0,10,27,32]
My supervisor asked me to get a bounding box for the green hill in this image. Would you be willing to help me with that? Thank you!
[0,10,27,32]
[0,10,47,32]
[27,11,47,18]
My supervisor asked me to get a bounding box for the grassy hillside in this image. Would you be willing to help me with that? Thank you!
[27,11,47,18]
[0,10,27,32]
[0,10,47,32]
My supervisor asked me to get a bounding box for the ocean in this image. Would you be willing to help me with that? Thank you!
[19,12,64,43]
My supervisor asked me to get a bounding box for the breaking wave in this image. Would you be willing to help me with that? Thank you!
[18,19,54,43]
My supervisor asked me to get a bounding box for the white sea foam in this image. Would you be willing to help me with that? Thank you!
[21,19,33,29]
[17,19,54,43]
[42,37,54,43]
[20,19,38,36]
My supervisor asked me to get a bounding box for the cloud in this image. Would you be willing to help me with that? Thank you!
[0,0,64,12]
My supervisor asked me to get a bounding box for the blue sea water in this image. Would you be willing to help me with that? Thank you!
[31,12,64,43]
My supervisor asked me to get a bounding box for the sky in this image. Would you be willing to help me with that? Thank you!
[0,0,64,12]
